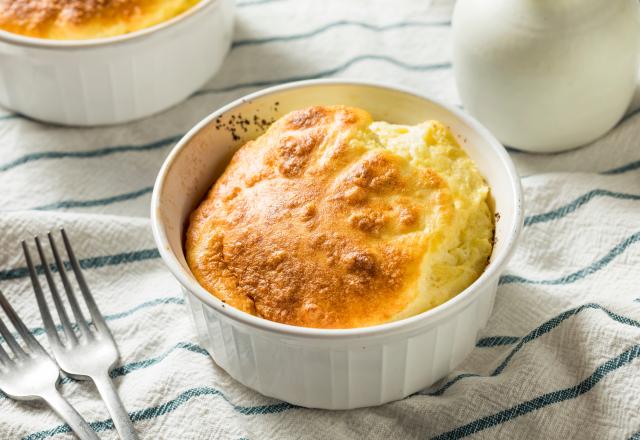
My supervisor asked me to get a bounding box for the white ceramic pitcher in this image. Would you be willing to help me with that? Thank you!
[452,0,640,152]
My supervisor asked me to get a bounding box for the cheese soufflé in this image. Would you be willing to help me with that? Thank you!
[186,106,494,329]
[0,0,200,39]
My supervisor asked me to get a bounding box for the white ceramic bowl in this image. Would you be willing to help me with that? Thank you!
[0,0,234,126]
[151,80,524,410]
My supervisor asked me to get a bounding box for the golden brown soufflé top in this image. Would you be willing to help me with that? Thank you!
[186,105,494,329]
[0,0,201,39]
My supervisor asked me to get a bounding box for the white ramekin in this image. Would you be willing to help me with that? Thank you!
[0,0,234,126]
[151,80,524,410]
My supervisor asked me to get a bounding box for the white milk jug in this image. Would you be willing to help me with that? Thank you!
[452,0,640,152]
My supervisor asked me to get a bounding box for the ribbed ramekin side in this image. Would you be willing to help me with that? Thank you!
[186,280,499,410]
[400,284,497,398]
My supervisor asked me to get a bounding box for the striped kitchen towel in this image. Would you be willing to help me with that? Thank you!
[0,0,639,438]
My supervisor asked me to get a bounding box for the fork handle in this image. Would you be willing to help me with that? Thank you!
[93,372,139,440]
[41,388,100,440]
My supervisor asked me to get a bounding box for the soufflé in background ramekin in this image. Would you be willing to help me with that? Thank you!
[0,0,234,125]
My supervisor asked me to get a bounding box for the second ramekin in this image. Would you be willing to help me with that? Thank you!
[151,80,524,410]
[0,0,234,126]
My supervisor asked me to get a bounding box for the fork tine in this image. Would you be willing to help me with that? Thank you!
[35,237,78,344]
[60,229,108,331]
[48,232,93,338]
[0,289,44,354]
[0,313,26,359]
[22,241,62,349]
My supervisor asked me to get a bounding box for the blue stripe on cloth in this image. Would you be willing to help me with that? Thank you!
[521,160,640,179]
[425,373,481,397]
[423,303,640,396]
[499,231,640,285]
[524,190,640,227]
[0,296,184,346]
[602,159,640,175]
[107,342,209,379]
[0,248,160,281]
[0,337,200,401]
[232,20,450,47]
[628,431,640,440]
[490,304,640,376]
[0,135,181,173]
[103,296,184,321]
[475,336,520,348]
[429,344,640,440]
[30,186,153,211]
[195,56,451,95]
[22,387,297,440]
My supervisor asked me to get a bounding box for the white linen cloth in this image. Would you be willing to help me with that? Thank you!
[0,0,639,438]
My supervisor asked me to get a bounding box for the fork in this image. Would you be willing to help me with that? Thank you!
[22,229,138,440]
[0,289,99,439]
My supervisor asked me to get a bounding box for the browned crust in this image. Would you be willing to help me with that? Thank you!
[1,1,139,28]
[0,0,195,38]
[186,106,455,329]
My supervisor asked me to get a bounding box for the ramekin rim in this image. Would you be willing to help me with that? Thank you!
[0,0,218,49]
[151,78,524,339]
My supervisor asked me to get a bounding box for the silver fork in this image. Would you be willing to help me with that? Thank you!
[0,289,98,439]
[23,229,138,440]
